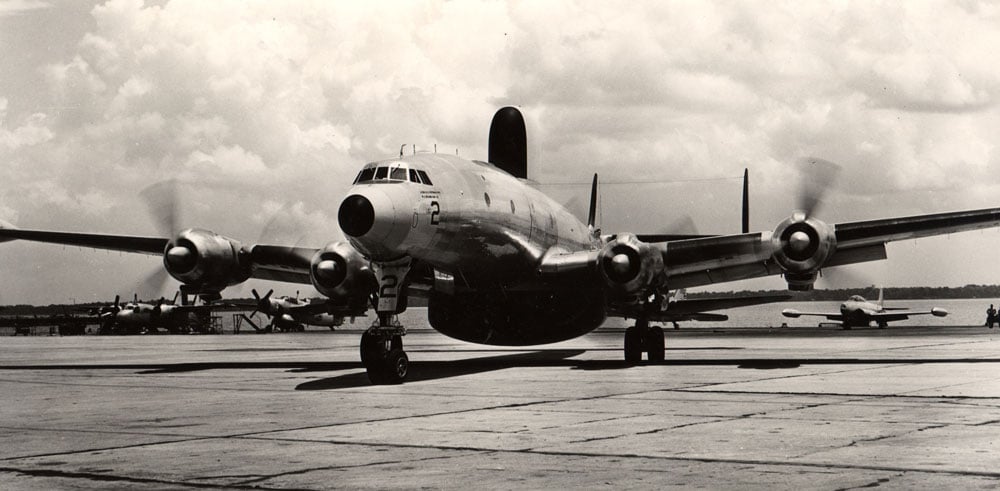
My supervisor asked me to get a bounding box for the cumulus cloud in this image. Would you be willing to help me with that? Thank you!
[2,0,1000,302]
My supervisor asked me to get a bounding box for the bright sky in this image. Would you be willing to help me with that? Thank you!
[2,0,1000,304]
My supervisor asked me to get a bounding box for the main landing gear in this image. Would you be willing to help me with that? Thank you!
[624,317,664,364]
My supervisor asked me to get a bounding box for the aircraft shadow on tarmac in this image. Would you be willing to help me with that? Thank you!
[6,350,1000,390]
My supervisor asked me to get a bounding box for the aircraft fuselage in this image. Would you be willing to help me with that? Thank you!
[339,153,606,345]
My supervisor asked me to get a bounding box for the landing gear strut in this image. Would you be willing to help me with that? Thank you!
[361,259,412,384]
[624,317,665,364]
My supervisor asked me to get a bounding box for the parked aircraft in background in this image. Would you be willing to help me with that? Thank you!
[96,293,220,334]
[243,289,349,332]
[781,287,948,329]
[609,289,791,329]
[3,107,1000,384]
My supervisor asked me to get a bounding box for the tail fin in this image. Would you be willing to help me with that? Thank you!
[741,168,749,234]
[488,107,527,179]
[876,285,884,307]
[587,173,598,235]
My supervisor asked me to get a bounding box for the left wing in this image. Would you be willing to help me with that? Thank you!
[662,207,1000,291]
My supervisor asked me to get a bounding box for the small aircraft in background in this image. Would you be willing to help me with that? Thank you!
[242,289,352,332]
[609,288,791,329]
[96,293,221,334]
[781,286,947,329]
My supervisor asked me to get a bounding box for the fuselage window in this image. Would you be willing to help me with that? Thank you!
[374,166,389,180]
[409,169,421,183]
[484,193,491,207]
[390,167,407,181]
[510,200,515,213]
[417,170,432,185]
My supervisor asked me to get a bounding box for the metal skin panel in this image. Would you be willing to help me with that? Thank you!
[345,153,597,288]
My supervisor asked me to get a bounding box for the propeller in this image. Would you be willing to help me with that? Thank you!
[137,180,181,298]
[796,157,840,219]
[250,288,274,318]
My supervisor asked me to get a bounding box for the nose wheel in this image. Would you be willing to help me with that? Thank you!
[361,327,408,384]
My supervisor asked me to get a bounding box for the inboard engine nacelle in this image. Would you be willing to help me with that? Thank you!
[163,228,250,291]
[309,241,376,302]
[598,233,664,296]
[771,212,837,291]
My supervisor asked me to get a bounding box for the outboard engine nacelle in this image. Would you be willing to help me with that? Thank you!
[771,212,837,291]
[598,233,663,297]
[309,241,376,303]
[163,228,250,291]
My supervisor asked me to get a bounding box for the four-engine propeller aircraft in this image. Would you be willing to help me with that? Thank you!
[781,286,948,329]
[96,293,220,334]
[3,107,1000,384]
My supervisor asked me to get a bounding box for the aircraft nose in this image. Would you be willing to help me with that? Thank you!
[339,194,375,237]
[338,188,409,260]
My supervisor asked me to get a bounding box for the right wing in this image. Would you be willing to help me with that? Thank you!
[0,222,322,287]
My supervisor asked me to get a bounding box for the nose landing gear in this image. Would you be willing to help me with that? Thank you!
[361,258,412,384]
[361,316,408,384]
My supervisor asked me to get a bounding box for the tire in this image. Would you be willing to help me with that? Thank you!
[624,327,643,363]
[645,326,665,363]
[382,349,408,384]
[360,330,383,368]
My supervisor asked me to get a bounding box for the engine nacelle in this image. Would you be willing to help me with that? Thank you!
[771,212,837,291]
[309,241,376,302]
[598,233,664,296]
[163,228,250,291]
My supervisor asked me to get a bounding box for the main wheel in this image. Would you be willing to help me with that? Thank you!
[624,326,643,363]
[645,326,664,363]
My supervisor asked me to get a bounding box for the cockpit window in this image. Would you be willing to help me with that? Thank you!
[357,167,376,183]
[354,163,431,185]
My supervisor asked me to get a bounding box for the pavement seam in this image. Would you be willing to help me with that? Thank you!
[226,436,1000,479]
[0,466,302,490]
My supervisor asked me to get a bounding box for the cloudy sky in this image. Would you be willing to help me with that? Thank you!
[2,0,1000,305]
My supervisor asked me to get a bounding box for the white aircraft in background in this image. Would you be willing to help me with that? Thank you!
[3,107,1000,384]
[781,286,948,329]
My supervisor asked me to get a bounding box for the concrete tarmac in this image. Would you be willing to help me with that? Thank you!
[2,322,1000,489]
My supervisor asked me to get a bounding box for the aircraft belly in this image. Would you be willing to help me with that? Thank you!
[427,288,607,346]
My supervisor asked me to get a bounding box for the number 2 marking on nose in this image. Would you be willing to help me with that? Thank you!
[430,201,440,225]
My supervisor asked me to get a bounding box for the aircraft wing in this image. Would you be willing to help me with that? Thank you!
[0,224,318,285]
[663,207,1000,289]
[780,309,844,321]
[608,294,790,322]
[0,227,167,255]
[869,308,948,322]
